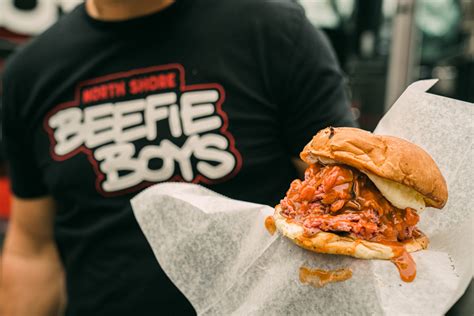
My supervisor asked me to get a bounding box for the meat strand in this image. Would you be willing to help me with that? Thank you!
[280,164,420,242]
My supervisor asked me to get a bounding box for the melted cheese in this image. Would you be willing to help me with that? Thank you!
[364,172,425,212]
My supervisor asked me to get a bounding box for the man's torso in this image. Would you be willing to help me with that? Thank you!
[6,1,307,314]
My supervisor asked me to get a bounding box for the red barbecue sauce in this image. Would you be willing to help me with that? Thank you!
[265,216,276,235]
[280,164,421,282]
[299,266,353,287]
[392,249,417,282]
[382,241,417,282]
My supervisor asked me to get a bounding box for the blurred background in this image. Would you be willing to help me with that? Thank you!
[0,1,473,310]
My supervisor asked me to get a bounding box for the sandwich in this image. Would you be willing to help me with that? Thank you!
[272,127,448,282]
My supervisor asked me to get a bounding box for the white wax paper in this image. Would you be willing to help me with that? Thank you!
[131,80,473,315]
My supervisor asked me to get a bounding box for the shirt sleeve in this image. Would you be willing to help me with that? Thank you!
[1,62,49,198]
[277,10,357,156]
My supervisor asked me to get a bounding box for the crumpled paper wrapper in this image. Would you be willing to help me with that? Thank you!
[131,80,473,315]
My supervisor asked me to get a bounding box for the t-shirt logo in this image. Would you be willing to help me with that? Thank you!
[44,64,242,196]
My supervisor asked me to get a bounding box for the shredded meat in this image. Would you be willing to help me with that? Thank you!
[280,164,420,242]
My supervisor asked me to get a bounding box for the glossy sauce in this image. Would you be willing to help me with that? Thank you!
[375,240,416,282]
[299,266,353,287]
[391,251,416,282]
[281,164,420,242]
[384,241,417,282]
[280,164,421,282]
[265,216,276,235]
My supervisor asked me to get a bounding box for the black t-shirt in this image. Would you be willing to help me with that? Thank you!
[2,0,355,315]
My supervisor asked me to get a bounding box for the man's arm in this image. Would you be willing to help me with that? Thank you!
[1,196,65,316]
[261,2,356,157]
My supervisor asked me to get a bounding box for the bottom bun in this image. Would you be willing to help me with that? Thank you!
[274,205,429,260]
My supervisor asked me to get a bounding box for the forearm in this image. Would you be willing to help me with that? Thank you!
[1,239,65,316]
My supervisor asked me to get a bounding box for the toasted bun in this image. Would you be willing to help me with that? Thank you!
[300,127,448,209]
[274,205,429,260]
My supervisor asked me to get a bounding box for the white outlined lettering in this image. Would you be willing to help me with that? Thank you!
[45,65,242,195]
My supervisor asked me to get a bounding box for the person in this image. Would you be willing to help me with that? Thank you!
[0,0,356,315]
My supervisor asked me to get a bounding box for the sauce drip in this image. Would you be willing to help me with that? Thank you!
[265,216,276,235]
[380,240,417,282]
[390,245,416,282]
[299,266,352,287]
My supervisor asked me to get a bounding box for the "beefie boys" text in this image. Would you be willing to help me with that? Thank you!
[47,89,237,193]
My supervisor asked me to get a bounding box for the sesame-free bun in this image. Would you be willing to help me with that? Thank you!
[274,205,429,259]
[300,127,448,209]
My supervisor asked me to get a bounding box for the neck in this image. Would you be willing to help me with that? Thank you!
[86,0,175,21]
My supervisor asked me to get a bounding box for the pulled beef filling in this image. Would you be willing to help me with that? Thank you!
[280,164,420,242]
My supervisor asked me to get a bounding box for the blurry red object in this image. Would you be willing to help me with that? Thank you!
[0,177,11,219]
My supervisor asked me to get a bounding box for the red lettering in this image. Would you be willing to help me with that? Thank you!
[99,86,107,100]
[166,73,176,88]
[157,75,166,89]
[111,81,126,98]
[82,81,126,104]
[107,84,116,97]
[129,79,138,95]
[82,89,93,103]
[128,72,177,95]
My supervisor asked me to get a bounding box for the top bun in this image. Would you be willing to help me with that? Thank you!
[300,127,448,209]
